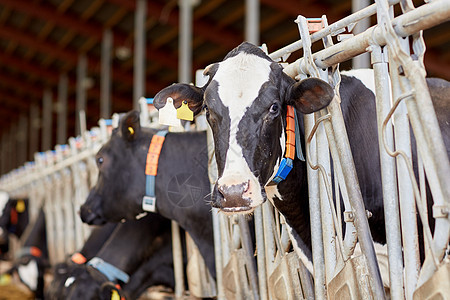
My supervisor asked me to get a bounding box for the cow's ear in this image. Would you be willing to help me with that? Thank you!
[154,83,204,116]
[285,77,334,114]
[120,110,141,142]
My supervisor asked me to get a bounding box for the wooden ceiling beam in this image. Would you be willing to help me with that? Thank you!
[1,0,179,71]
[81,0,105,21]
[108,0,241,49]
[0,23,168,95]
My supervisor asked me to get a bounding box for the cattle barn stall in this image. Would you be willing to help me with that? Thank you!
[0,0,449,300]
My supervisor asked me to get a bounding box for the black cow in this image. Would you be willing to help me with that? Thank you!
[62,213,175,300]
[0,197,29,258]
[153,42,450,256]
[80,114,215,277]
[45,222,118,299]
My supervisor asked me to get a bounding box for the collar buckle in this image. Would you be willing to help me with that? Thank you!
[142,195,156,212]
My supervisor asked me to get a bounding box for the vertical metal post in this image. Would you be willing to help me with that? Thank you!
[10,124,18,170]
[76,54,87,136]
[371,45,404,300]
[389,40,419,300]
[133,0,146,110]
[304,113,327,300]
[57,74,68,145]
[171,220,185,298]
[42,89,53,151]
[254,206,268,300]
[29,103,39,159]
[179,0,193,84]
[17,114,28,166]
[245,0,259,45]
[101,29,113,119]
[352,0,371,68]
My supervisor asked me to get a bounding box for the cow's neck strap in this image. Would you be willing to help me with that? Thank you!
[16,246,42,259]
[271,105,304,184]
[71,252,87,264]
[87,257,130,284]
[142,130,168,212]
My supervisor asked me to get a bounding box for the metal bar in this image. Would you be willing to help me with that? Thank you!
[316,111,336,284]
[389,39,420,300]
[133,0,146,110]
[42,89,53,151]
[29,103,39,160]
[76,54,87,136]
[171,221,185,299]
[371,44,404,300]
[326,94,386,299]
[57,74,68,145]
[100,29,112,119]
[245,0,259,45]
[304,112,326,300]
[269,0,401,61]
[179,0,193,84]
[352,0,371,68]
[18,114,28,166]
[283,0,450,74]
[238,216,260,300]
[254,206,268,300]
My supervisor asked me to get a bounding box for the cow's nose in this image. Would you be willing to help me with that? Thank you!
[217,180,251,208]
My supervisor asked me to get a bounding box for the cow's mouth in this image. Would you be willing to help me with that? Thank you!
[220,205,255,215]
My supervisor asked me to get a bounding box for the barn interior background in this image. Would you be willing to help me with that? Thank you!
[0,0,449,176]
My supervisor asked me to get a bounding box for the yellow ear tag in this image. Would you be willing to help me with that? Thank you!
[0,273,11,285]
[128,127,134,135]
[111,290,120,300]
[16,200,25,213]
[176,101,194,121]
[159,97,182,127]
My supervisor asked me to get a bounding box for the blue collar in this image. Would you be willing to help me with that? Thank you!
[87,257,129,283]
[142,130,169,212]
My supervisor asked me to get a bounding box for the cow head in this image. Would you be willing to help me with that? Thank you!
[81,111,147,225]
[154,42,334,214]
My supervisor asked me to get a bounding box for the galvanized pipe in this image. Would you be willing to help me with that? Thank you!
[133,0,146,110]
[316,113,336,284]
[326,95,386,299]
[304,113,326,300]
[171,221,185,299]
[238,216,260,300]
[29,103,39,160]
[100,29,112,119]
[245,0,259,45]
[283,0,450,75]
[269,0,401,61]
[179,0,193,84]
[389,41,420,300]
[254,206,268,300]
[371,43,404,300]
[76,54,87,136]
[18,114,28,165]
[352,0,371,68]
[57,74,68,145]
[42,89,53,151]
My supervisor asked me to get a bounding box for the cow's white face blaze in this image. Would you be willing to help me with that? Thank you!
[153,42,335,214]
[212,52,273,212]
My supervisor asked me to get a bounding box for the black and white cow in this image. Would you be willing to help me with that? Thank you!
[0,197,29,258]
[2,208,49,300]
[55,213,175,300]
[80,112,216,277]
[154,42,450,254]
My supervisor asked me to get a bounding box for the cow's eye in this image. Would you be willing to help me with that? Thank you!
[269,103,279,114]
[203,105,209,116]
[97,157,104,166]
